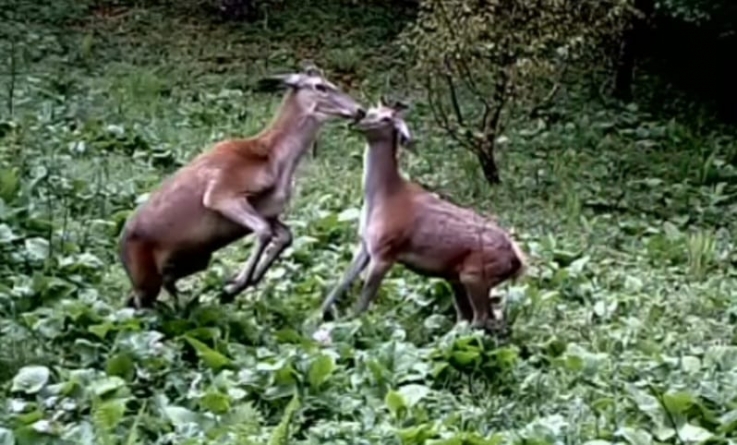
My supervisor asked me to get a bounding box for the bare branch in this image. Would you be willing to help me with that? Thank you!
[482,65,510,138]
[423,76,457,140]
[434,0,487,102]
[529,60,568,118]
[423,75,480,154]
[442,57,465,128]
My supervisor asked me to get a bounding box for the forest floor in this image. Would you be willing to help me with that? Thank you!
[1,1,737,444]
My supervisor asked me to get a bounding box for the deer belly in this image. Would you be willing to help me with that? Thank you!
[186,211,251,253]
[398,251,454,278]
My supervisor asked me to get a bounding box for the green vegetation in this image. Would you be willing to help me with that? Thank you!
[1,0,737,444]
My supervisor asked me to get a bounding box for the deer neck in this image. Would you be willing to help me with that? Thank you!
[261,92,322,176]
[362,132,403,206]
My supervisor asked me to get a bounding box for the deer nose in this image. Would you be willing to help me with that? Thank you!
[355,107,366,120]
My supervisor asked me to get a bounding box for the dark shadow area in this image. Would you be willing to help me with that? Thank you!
[637,8,737,127]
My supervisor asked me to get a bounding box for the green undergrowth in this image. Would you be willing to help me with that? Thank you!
[1,1,737,444]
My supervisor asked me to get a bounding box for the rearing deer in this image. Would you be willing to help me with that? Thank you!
[320,98,526,332]
[119,65,365,309]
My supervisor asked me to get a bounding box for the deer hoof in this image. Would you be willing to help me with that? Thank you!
[126,292,153,310]
[484,319,511,339]
[321,306,338,322]
[126,295,141,309]
[220,279,249,303]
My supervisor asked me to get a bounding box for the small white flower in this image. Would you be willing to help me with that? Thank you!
[312,325,333,346]
[32,419,53,434]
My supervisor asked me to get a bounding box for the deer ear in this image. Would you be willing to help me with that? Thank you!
[300,60,323,77]
[393,99,410,112]
[255,73,302,92]
[394,118,412,146]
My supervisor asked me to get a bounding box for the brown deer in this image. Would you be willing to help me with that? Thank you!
[320,98,526,333]
[119,65,365,309]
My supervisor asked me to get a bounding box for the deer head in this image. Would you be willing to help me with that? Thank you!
[354,96,414,149]
[256,62,365,122]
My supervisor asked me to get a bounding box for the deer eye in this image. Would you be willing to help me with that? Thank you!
[315,84,328,93]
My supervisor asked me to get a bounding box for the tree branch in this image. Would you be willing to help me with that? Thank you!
[529,60,568,118]
[434,0,486,102]
[442,57,465,128]
[482,65,510,139]
[423,75,479,154]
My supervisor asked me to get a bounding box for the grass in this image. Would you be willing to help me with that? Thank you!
[2,0,737,444]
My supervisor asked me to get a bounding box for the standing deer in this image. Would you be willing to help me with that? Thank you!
[320,98,526,333]
[119,65,365,309]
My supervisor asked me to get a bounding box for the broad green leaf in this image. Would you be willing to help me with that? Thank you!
[663,391,696,416]
[183,335,231,371]
[397,423,437,443]
[11,366,50,394]
[677,424,712,443]
[398,384,430,408]
[450,350,480,367]
[0,427,14,445]
[568,255,590,274]
[617,427,653,445]
[200,391,231,415]
[61,421,95,445]
[105,353,135,381]
[627,385,663,424]
[163,406,198,428]
[308,354,336,389]
[24,238,49,262]
[94,399,126,431]
[385,390,407,418]
[681,356,701,373]
[718,409,737,433]
[704,345,737,369]
[0,224,19,244]
[9,425,44,445]
[268,393,300,445]
[89,376,126,398]
[337,207,361,222]
[88,323,114,340]
[0,168,19,203]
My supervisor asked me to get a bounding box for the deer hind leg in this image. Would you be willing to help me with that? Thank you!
[447,279,474,323]
[247,218,293,288]
[161,253,213,302]
[459,273,493,331]
[204,193,273,303]
[480,248,525,333]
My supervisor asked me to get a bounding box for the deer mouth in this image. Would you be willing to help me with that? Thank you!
[352,108,366,122]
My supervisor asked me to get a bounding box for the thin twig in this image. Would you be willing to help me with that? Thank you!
[529,61,568,118]
[442,57,465,128]
[483,66,510,139]
[7,38,16,116]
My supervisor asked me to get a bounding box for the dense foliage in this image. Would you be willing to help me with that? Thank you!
[402,0,630,183]
[1,0,736,444]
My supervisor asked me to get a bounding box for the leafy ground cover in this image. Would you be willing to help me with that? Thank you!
[2,1,737,444]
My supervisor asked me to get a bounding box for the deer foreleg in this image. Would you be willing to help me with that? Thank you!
[321,242,369,320]
[248,219,293,287]
[353,256,392,316]
[204,194,273,302]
